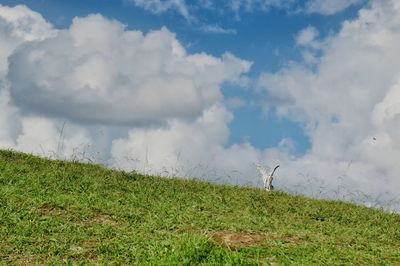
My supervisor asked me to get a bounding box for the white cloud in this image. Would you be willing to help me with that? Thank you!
[0,88,20,148]
[0,5,91,159]
[258,0,400,209]
[305,0,364,15]
[0,5,261,180]
[111,105,234,176]
[0,4,53,150]
[226,0,363,16]
[131,0,190,19]
[200,25,237,35]
[129,0,366,20]
[295,26,323,65]
[7,14,251,126]
[110,104,281,185]
[0,4,54,77]
[296,26,319,46]
[14,117,92,159]
[229,0,295,13]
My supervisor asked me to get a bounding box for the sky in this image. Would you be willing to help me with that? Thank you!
[1,0,400,210]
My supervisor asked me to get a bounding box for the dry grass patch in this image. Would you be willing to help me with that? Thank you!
[11,255,43,266]
[38,203,69,217]
[70,240,100,260]
[74,213,122,228]
[212,231,267,249]
[212,231,302,250]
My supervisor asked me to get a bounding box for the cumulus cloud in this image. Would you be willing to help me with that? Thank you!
[0,4,54,77]
[259,0,400,208]
[0,4,51,149]
[0,6,268,187]
[0,4,258,174]
[14,117,92,159]
[7,14,251,126]
[110,104,283,186]
[0,88,20,148]
[0,5,91,158]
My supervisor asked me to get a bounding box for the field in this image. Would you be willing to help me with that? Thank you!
[0,150,399,265]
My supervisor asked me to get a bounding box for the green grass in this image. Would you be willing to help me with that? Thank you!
[0,150,399,265]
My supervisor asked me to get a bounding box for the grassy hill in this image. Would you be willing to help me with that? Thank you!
[0,150,399,265]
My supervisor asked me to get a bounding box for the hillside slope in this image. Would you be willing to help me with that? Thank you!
[0,150,399,265]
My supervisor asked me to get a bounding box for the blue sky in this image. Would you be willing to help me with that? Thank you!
[0,0,362,154]
[3,0,400,209]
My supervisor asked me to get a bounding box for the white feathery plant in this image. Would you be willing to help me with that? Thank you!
[255,163,280,191]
